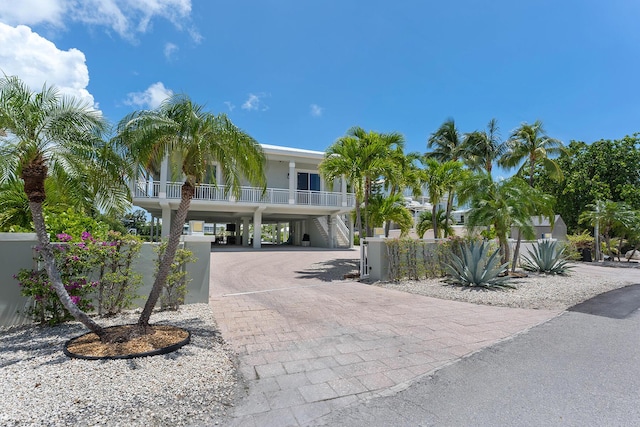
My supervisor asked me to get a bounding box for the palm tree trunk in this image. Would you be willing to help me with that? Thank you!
[29,200,106,338]
[445,190,454,238]
[431,205,438,240]
[138,182,194,329]
[511,230,522,272]
[498,233,510,265]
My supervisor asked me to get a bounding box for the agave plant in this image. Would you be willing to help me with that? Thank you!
[443,240,512,288]
[521,240,572,275]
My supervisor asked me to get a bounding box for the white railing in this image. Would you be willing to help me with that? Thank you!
[134,181,355,208]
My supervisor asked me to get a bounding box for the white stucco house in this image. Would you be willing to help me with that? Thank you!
[131,144,356,249]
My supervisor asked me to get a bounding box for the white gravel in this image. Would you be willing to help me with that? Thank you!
[0,304,239,427]
[375,262,640,310]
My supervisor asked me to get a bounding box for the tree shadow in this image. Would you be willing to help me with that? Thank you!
[294,258,360,282]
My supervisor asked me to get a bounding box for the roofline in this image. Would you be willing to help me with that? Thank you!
[261,144,325,160]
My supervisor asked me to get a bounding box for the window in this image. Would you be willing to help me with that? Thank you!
[297,172,320,191]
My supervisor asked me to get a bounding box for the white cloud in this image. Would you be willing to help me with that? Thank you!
[310,104,323,117]
[164,42,178,60]
[124,82,172,109]
[0,0,199,42]
[0,23,96,108]
[224,101,236,112]
[241,93,269,112]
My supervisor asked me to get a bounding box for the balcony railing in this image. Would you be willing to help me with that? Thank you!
[134,181,355,208]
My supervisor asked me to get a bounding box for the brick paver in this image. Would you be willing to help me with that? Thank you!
[210,247,559,426]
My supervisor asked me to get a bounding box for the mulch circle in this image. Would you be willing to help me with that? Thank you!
[63,324,191,361]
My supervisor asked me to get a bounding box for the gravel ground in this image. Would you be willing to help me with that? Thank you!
[0,304,238,427]
[375,262,640,310]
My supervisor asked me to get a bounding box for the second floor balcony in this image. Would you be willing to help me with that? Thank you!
[134,181,356,208]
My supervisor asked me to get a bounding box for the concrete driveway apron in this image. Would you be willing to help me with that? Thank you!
[209,247,559,426]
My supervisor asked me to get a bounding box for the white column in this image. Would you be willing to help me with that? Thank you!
[159,155,169,199]
[253,209,263,249]
[242,217,250,246]
[276,222,281,244]
[329,214,336,249]
[341,175,347,207]
[289,161,296,204]
[161,204,171,238]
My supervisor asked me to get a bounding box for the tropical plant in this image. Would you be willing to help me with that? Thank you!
[579,200,635,261]
[115,93,266,332]
[462,118,505,176]
[416,208,454,239]
[421,158,464,239]
[443,240,512,288]
[426,119,468,227]
[154,242,196,311]
[320,127,403,238]
[500,120,565,187]
[566,231,594,261]
[366,193,413,237]
[521,240,572,275]
[0,75,129,340]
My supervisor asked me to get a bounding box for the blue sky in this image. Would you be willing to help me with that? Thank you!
[1,0,640,165]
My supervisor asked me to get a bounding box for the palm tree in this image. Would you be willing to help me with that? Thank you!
[462,118,506,176]
[427,118,463,162]
[579,200,635,261]
[416,208,454,239]
[320,127,400,238]
[0,75,130,339]
[500,120,565,187]
[115,94,266,330]
[366,193,413,237]
[421,158,464,239]
[427,119,467,229]
[460,175,541,264]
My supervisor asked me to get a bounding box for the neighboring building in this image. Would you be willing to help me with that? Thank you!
[510,214,568,241]
[131,144,355,248]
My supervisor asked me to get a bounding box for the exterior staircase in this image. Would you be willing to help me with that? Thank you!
[312,216,351,248]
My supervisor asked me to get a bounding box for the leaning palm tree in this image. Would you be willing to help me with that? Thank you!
[500,120,565,187]
[0,75,130,339]
[115,94,266,330]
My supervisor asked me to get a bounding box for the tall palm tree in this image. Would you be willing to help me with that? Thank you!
[500,120,564,187]
[421,158,464,239]
[0,76,130,339]
[427,119,466,228]
[320,127,399,238]
[427,118,463,162]
[462,118,506,176]
[115,94,266,330]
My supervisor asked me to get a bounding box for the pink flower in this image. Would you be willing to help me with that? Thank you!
[70,296,80,305]
[56,233,73,242]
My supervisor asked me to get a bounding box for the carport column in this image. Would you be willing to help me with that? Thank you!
[328,214,336,248]
[159,155,168,198]
[253,207,265,249]
[160,202,171,238]
[341,175,347,206]
[242,217,250,246]
[276,222,281,244]
[235,220,241,245]
[288,161,296,204]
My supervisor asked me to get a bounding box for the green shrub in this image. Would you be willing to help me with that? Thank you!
[443,240,512,288]
[566,231,594,261]
[521,240,572,275]
[155,243,197,311]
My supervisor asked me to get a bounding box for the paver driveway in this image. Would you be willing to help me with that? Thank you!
[209,247,559,426]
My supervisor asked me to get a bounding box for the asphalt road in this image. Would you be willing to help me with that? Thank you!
[316,285,640,426]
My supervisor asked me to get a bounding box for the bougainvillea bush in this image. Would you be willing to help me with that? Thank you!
[15,231,142,325]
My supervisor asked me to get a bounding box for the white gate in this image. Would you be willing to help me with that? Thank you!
[360,240,369,278]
